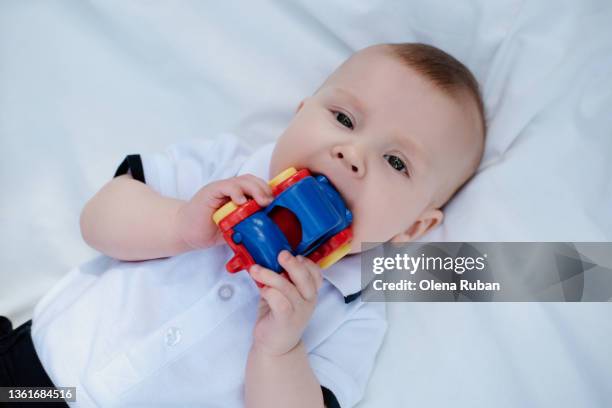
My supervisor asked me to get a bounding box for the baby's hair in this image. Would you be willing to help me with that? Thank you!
[384,42,486,209]
[384,42,486,138]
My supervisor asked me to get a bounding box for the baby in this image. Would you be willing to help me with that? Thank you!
[2,43,485,408]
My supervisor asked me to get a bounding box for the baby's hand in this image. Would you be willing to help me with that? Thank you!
[175,174,274,250]
[249,250,323,356]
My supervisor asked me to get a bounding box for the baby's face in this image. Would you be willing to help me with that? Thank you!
[270,45,483,254]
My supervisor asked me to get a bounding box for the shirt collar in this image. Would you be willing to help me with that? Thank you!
[236,138,375,303]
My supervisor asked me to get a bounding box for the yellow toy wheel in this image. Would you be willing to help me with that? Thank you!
[318,242,352,269]
[212,201,238,225]
[268,167,297,188]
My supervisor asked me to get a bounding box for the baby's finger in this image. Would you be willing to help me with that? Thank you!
[249,264,303,306]
[214,181,248,205]
[300,255,324,292]
[279,251,317,302]
[235,177,274,206]
[240,174,274,199]
[259,286,294,320]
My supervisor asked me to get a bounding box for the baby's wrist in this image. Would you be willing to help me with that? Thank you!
[173,202,203,251]
[251,338,303,358]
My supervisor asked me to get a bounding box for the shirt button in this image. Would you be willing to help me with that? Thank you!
[218,284,234,300]
[164,327,182,347]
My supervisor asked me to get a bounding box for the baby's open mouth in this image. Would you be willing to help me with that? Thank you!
[310,170,339,192]
[310,170,335,187]
[309,170,354,217]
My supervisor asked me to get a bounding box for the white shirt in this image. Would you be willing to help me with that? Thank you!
[31,133,387,408]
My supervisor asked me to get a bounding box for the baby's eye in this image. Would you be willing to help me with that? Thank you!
[335,112,354,129]
[384,154,409,176]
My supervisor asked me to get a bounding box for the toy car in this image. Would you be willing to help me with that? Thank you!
[212,167,353,284]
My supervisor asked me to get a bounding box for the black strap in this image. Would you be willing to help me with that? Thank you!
[321,385,341,408]
[344,291,361,304]
[0,316,12,338]
[113,154,146,183]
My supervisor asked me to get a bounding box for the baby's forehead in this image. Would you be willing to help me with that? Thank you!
[323,48,432,93]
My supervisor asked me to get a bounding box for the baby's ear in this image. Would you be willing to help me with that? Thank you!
[391,209,444,243]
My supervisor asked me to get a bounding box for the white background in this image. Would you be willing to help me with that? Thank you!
[1,1,611,406]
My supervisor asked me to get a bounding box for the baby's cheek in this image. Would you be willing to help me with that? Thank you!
[351,209,390,245]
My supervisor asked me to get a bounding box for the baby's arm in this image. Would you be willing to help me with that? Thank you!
[80,174,191,261]
[246,340,325,408]
[80,173,273,261]
[245,252,326,408]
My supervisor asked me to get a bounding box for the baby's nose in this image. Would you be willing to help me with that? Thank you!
[332,145,365,178]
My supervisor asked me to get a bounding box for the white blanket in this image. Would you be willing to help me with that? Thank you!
[1,1,611,406]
